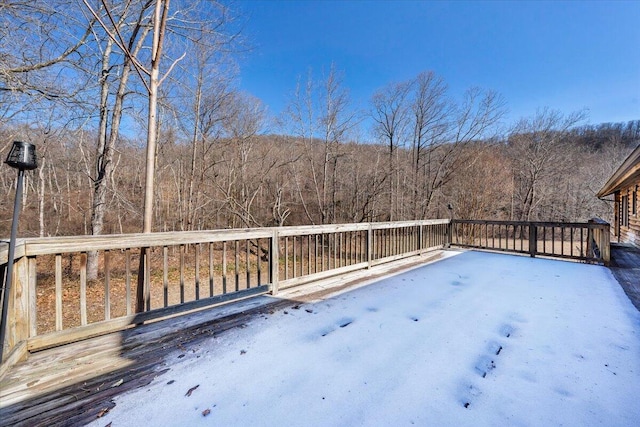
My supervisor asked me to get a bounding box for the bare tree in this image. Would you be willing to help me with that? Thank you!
[508,108,587,221]
[283,65,359,224]
[0,1,93,119]
[408,71,451,218]
[218,92,271,227]
[370,80,412,220]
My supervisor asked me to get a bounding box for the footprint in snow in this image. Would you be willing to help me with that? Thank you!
[319,318,354,337]
[474,355,496,378]
[458,383,482,409]
[499,324,515,338]
[487,341,503,356]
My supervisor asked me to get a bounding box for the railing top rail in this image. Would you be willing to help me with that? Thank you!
[370,219,450,229]
[277,219,449,236]
[4,228,273,258]
[277,223,370,236]
[1,219,452,259]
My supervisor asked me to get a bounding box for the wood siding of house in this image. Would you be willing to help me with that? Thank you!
[615,182,640,246]
[599,144,640,248]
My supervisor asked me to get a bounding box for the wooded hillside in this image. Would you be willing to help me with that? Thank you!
[1,119,637,237]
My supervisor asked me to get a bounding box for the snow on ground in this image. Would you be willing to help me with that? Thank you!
[89,251,640,427]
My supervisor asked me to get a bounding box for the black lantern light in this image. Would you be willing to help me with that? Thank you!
[1,141,38,363]
[5,141,38,171]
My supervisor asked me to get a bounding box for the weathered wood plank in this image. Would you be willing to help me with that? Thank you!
[104,250,111,321]
[79,253,87,326]
[22,229,274,256]
[55,255,62,331]
[125,249,132,316]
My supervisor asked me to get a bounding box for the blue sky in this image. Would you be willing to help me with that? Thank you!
[233,0,640,130]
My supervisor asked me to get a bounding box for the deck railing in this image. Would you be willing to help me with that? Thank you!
[0,217,609,372]
[0,220,449,368]
[450,219,610,265]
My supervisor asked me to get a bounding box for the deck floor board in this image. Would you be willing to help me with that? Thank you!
[610,243,640,312]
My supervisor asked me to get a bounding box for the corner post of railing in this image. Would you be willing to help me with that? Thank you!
[528,223,537,257]
[590,218,610,266]
[446,219,453,248]
[367,223,373,268]
[270,228,280,295]
[0,241,30,368]
[602,222,611,266]
[418,221,424,253]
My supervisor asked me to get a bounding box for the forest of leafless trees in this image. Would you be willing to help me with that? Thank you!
[1,1,638,239]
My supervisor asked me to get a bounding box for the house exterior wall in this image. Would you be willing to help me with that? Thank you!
[616,181,640,247]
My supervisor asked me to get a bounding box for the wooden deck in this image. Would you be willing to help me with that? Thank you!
[609,243,640,312]
[2,246,636,426]
[0,252,445,426]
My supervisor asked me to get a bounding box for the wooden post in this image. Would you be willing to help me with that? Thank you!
[270,229,280,295]
[1,254,30,364]
[589,218,611,266]
[528,224,537,257]
[446,219,453,248]
[602,227,611,266]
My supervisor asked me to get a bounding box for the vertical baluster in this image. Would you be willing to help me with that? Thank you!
[313,234,318,272]
[144,249,151,312]
[196,243,201,299]
[493,223,497,250]
[285,237,289,280]
[486,223,490,249]
[570,227,574,257]
[293,236,297,278]
[163,246,169,307]
[80,252,87,326]
[104,250,110,320]
[307,235,311,275]
[125,249,131,315]
[246,240,251,289]
[321,233,326,271]
[209,242,214,296]
[257,239,262,285]
[299,236,304,276]
[55,254,63,331]
[222,241,228,294]
[180,245,185,303]
[235,240,240,291]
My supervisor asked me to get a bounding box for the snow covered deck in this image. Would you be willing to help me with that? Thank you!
[2,250,640,426]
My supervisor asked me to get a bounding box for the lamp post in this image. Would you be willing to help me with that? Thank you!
[1,141,37,363]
